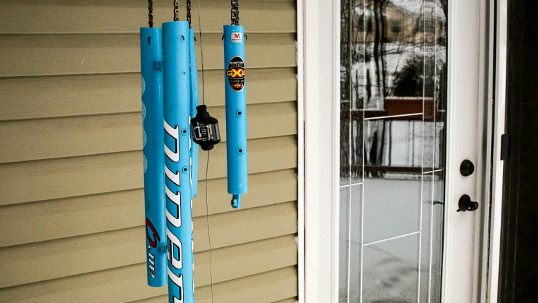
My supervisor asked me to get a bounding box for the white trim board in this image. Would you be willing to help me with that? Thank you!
[302,0,340,302]
[483,0,508,301]
[297,0,305,301]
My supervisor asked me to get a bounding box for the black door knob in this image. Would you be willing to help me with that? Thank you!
[460,160,475,177]
[457,194,479,212]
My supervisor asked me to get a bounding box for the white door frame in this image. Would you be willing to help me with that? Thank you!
[443,0,484,301]
[478,0,508,301]
[300,0,341,302]
[298,0,500,302]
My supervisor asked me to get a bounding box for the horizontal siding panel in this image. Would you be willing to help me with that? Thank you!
[0,265,297,303]
[0,0,296,35]
[191,169,297,218]
[0,101,297,163]
[0,33,296,77]
[0,169,297,248]
[0,136,298,206]
[195,266,298,303]
[0,216,297,287]
[129,267,298,303]
[0,68,297,121]
[191,234,297,287]
[194,202,298,252]
[0,200,298,267]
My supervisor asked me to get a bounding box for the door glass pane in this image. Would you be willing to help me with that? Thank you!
[339,0,448,302]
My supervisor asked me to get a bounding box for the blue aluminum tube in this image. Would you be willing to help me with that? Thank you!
[162,21,195,303]
[223,25,248,209]
[140,27,167,287]
[189,28,199,198]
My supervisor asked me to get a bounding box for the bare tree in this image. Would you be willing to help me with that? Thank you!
[379,0,389,96]
[372,0,390,102]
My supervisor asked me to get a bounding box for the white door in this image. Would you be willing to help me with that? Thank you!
[301,0,486,302]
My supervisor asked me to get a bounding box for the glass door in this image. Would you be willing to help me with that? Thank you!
[339,0,450,302]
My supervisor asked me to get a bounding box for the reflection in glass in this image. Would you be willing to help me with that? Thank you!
[349,185,362,302]
[339,184,363,303]
[351,110,364,183]
[340,187,350,303]
[363,176,421,243]
[419,172,445,303]
[362,233,420,302]
[339,0,448,302]
[341,101,352,185]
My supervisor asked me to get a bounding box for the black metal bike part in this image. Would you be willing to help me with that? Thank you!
[191,105,221,151]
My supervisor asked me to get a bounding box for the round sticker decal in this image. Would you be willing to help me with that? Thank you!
[226,56,245,92]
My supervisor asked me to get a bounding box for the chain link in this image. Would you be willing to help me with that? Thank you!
[148,0,154,27]
[187,0,192,27]
[173,0,180,21]
[231,0,239,25]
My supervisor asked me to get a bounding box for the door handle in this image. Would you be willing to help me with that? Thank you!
[457,194,479,212]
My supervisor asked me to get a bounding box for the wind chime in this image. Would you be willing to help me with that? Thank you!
[140,0,247,302]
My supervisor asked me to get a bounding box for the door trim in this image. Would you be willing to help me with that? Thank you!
[442,0,485,301]
[301,0,341,302]
[478,0,507,301]
[297,0,305,302]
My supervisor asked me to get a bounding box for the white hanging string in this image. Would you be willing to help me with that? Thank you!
[198,0,206,106]
[197,1,215,302]
[205,150,214,303]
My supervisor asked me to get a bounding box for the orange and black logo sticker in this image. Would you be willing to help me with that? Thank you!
[226,56,245,92]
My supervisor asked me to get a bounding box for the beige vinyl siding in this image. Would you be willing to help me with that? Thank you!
[0,0,298,302]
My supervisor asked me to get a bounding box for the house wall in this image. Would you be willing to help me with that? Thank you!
[0,1,298,302]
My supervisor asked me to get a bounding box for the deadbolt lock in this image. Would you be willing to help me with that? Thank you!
[460,160,475,177]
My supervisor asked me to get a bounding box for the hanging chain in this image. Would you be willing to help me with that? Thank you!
[173,0,180,21]
[148,0,154,27]
[231,0,239,25]
[187,0,192,27]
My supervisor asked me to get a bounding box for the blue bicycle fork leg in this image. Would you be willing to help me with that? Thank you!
[140,27,167,287]
[162,21,195,303]
[223,25,248,209]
